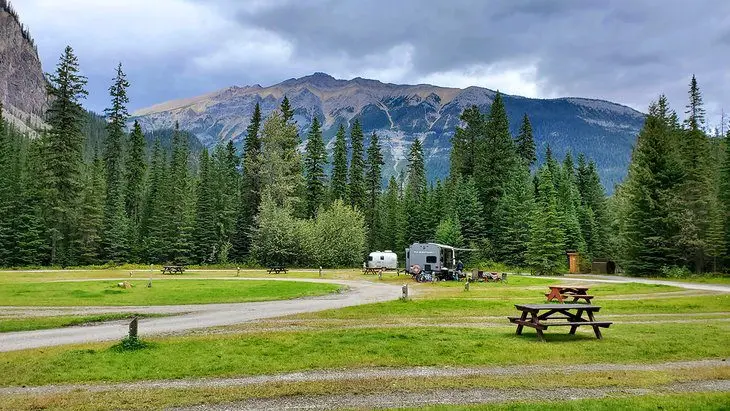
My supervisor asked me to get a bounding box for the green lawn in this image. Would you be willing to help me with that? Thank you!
[2,321,728,387]
[0,280,342,306]
[0,313,164,333]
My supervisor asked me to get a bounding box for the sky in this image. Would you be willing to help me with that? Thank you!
[14,0,730,130]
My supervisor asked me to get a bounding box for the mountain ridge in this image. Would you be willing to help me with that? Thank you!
[131,72,645,190]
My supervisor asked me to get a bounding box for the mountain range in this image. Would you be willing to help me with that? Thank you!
[132,72,644,191]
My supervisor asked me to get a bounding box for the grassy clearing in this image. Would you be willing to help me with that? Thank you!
[1,367,728,410]
[1,321,728,387]
[411,392,730,411]
[0,313,164,333]
[0,280,341,306]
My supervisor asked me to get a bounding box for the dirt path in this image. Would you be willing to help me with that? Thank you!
[0,278,402,352]
[1,359,726,396]
[171,380,730,410]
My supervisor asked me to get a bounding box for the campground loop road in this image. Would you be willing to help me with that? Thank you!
[0,278,403,352]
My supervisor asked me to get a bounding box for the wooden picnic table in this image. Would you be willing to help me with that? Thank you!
[161,265,185,274]
[545,285,593,303]
[267,266,288,274]
[363,266,384,275]
[508,303,612,342]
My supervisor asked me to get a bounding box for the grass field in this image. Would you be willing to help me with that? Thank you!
[0,313,164,333]
[0,279,342,306]
[0,268,727,410]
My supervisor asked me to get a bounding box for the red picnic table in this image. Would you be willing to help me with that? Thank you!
[545,285,593,304]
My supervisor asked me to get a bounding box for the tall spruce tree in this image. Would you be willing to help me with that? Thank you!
[451,105,485,178]
[280,96,294,123]
[125,120,146,258]
[721,130,730,265]
[44,46,88,266]
[494,165,534,266]
[330,124,348,201]
[365,132,384,251]
[515,113,536,166]
[101,63,130,262]
[474,92,518,241]
[0,103,13,266]
[193,150,217,263]
[168,123,194,264]
[621,98,684,275]
[348,119,366,209]
[78,153,105,265]
[233,102,263,260]
[526,166,565,275]
[15,139,47,266]
[304,116,327,217]
[140,139,169,263]
[453,177,484,245]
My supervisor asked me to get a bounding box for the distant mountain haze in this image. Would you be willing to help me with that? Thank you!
[131,72,644,191]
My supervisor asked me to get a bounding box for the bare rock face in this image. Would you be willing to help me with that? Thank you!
[0,2,47,132]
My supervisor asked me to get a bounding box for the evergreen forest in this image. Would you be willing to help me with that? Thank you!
[1,47,728,276]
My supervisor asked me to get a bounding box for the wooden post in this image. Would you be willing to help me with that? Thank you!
[236,267,240,277]
[319,266,323,277]
[402,284,408,299]
[147,278,152,288]
[464,281,470,291]
[129,317,138,339]
[378,269,383,280]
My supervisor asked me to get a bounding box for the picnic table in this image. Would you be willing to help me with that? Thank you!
[267,266,288,274]
[508,303,612,342]
[363,266,384,275]
[545,285,593,303]
[161,265,185,274]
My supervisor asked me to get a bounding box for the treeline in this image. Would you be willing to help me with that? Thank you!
[610,76,730,276]
[0,45,616,272]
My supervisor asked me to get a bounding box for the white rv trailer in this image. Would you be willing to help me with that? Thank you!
[367,250,398,270]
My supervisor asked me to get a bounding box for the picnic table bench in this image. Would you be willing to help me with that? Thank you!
[363,266,384,275]
[545,285,593,303]
[161,265,185,274]
[508,303,612,342]
[267,266,288,274]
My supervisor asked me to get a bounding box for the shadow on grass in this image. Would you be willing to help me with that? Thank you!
[504,330,601,343]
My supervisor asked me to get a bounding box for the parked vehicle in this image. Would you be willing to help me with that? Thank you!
[405,243,471,280]
[367,250,398,270]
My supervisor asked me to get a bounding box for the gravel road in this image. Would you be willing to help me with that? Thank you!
[1,359,726,396]
[0,278,403,352]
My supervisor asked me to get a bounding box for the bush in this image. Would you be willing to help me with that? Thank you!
[660,265,691,278]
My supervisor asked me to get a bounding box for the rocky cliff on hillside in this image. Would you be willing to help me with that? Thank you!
[132,72,645,190]
[0,1,47,133]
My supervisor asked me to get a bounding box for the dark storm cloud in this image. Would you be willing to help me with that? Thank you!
[16,0,730,127]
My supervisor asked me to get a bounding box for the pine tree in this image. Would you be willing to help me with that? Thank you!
[330,124,348,201]
[452,177,484,245]
[515,113,536,166]
[0,103,14,266]
[435,217,464,248]
[140,139,169,263]
[364,132,384,251]
[257,112,304,207]
[14,139,48,266]
[721,130,730,266]
[214,141,239,255]
[406,138,426,197]
[280,96,294,123]
[168,123,194,264]
[348,119,366,209]
[451,105,485,178]
[44,46,88,266]
[473,92,518,241]
[556,153,586,253]
[526,166,565,275]
[684,75,705,132]
[381,176,405,255]
[101,63,130,262]
[233,102,263,260]
[77,153,105,265]
[304,116,327,217]
[125,120,146,257]
[494,165,534,266]
[621,98,685,275]
[193,150,217,263]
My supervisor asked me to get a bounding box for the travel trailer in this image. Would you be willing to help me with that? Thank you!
[405,242,467,280]
[367,250,398,270]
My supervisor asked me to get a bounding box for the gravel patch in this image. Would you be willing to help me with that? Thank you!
[170,379,730,410]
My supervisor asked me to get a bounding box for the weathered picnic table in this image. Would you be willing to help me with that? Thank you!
[545,285,593,303]
[363,266,384,275]
[161,265,185,274]
[508,303,612,342]
[267,266,288,274]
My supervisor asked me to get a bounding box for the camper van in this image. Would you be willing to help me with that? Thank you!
[367,250,398,270]
[405,243,459,280]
